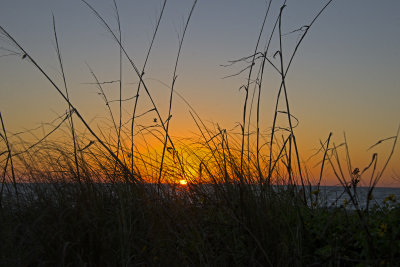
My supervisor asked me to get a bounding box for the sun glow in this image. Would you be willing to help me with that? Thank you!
[179,179,188,186]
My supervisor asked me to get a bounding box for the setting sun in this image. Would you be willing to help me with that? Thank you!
[179,180,188,186]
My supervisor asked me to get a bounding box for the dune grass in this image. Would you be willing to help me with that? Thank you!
[1,0,400,265]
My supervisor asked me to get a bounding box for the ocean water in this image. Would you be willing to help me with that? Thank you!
[313,186,400,209]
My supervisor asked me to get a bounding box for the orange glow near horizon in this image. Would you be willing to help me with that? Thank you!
[5,129,399,187]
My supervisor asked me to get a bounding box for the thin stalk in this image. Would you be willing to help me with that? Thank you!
[269,133,291,178]
[52,16,81,183]
[343,132,353,177]
[264,5,284,185]
[245,0,272,179]
[267,0,334,190]
[277,5,306,199]
[372,124,400,186]
[87,64,119,142]
[283,0,334,77]
[317,132,332,189]
[159,0,198,184]
[0,112,18,198]
[113,0,123,171]
[131,0,167,174]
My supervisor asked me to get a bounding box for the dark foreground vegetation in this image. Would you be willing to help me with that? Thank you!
[1,0,400,266]
[1,182,400,266]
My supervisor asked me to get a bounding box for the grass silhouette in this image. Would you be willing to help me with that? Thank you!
[1,0,400,265]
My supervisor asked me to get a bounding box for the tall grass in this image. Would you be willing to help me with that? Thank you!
[1,0,400,265]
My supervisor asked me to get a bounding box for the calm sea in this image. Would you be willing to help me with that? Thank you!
[312,186,400,209]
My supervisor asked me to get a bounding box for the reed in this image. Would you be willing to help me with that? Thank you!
[1,0,399,265]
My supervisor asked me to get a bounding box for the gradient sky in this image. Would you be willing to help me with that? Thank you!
[1,0,399,186]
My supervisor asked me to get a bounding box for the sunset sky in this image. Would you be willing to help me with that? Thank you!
[1,0,399,186]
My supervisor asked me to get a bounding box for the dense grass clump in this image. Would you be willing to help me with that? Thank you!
[2,180,400,266]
